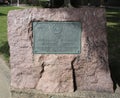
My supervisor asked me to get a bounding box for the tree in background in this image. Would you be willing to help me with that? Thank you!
[17,0,19,6]
[8,0,120,7]
[50,0,64,8]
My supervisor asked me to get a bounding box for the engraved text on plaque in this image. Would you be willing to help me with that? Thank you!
[33,22,81,54]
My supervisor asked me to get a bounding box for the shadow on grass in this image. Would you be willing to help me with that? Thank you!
[0,41,10,62]
[0,13,6,16]
[108,25,120,91]
[107,8,120,91]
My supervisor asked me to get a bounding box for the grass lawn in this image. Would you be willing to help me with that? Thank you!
[0,6,22,61]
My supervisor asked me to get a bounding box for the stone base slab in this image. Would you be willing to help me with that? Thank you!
[11,88,120,98]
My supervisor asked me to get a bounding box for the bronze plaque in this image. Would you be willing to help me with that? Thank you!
[33,22,81,54]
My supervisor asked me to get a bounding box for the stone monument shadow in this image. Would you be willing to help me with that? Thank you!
[0,13,6,16]
[0,41,10,60]
[106,8,120,91]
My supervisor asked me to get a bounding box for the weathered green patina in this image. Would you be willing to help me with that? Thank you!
[33,22,81,54]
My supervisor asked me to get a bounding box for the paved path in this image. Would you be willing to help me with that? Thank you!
[0,56,10,98]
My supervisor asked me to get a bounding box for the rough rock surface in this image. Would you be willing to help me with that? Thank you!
[8,7,113,93]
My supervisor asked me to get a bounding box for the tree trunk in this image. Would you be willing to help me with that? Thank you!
[100,0,104,5]
[17,0,19,6]
[64,0,72,7]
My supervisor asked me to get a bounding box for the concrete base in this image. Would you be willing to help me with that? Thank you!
[11,88,120,98]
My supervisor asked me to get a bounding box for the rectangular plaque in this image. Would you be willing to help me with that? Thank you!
[33,22,81,54]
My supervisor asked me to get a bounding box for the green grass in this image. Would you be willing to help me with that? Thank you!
[0,6,22,62]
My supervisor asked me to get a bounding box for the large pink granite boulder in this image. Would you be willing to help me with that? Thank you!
[8,7,113,93]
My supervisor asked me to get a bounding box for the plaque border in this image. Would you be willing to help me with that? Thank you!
[32,21,82,54]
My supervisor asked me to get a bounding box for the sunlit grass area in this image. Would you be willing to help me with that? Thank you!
[0,6,22,62]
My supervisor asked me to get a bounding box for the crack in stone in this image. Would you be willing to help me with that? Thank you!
[35,62,45,88]
[71,57,78,91]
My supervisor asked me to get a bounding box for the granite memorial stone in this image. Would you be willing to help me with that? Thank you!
[8,7,114,98]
